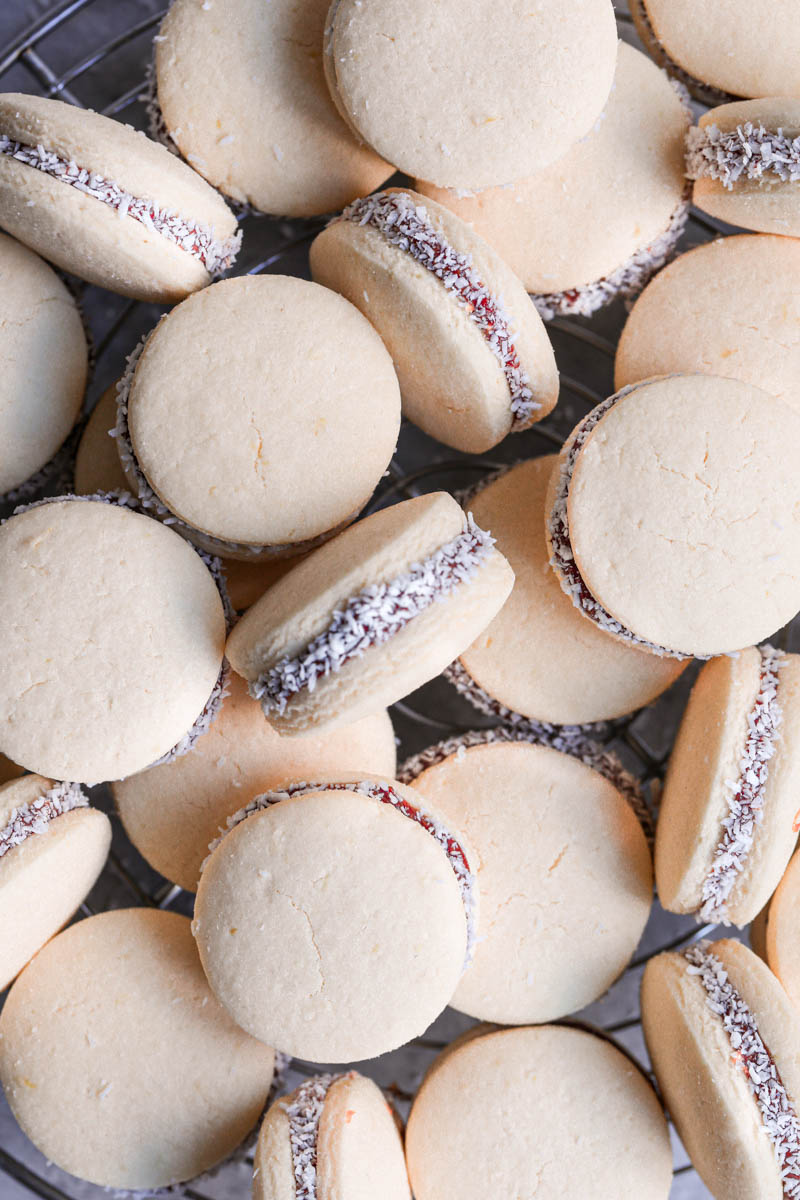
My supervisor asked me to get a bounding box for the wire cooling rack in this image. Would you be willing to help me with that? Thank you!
[1,3,797,1198]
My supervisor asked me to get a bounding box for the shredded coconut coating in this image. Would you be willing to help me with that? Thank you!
[400,704,654,841]
[252,515,495,716]
[0,135,240,275]
[340,191,538,430]
[547,387,692,661]
[700,646,785,924]
[205,778,478,968]
[284,1073,344,1200]
[0,781,87,859]
[685,942,800,1197]
[687,122,800,189]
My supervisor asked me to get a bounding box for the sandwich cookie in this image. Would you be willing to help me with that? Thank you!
[153,0,391,218]
[446,457,685,725]
[254,1071,410,1200]
[0,93,240,302]
[73,383,127,496]
[656,647,800,927]
[323,0,618,191]
[113,673,396,892]
[631,0,800,104]
[116,275,400,560]
[0,774,110,990]
[416,45,690,321]
[546,375,800,659]
[0,909,274,1189]
[615,236,800,412]
[193,776,477,1061]
[766,852,800,1014]
[405,1024,672,1200]
[310,188,558,453]
[688,99,800,238]
[642,938,800,1200]
[0,496,226,784]
[226,492,514,736]
[0,231,88,499]
[402,737,652,1024]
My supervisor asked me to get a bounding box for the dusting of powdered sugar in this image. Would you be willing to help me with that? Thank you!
[687,121,800,188]
[0,136,240,274]
[251,515,495,717]
[204,778,478,968]
[0,781,87,859]
[684,942,800,1197]
[699,645,785,924]
[547,387,692,661]
[284,1073,345,1200]
[340,191,538,430]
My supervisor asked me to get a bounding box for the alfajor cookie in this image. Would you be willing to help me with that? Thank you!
[766,851,800,1014]
[448,457,685,725]
[193,776,477,1061]
[0,774,110,990]
[615,236,800,412]
[0,909,274,1189]
[416,44,690,320]
[73,383,127,496]
[223,555,303,614]
[404,738,652,1024]
[0,94,240,302]
[642,938,800,1200]
[254,1071,410,1200]
[546,375,800,659]
[323,0,618,191]
[113,673,396,892]
[310,188,558,453]
[154,0,391,217]
[226,492,514,736]
[116,275,400,560]
[631,0,800,103]
[405,1024,672,1200]
[688,99,800,238]
[0,497,226,784]
[1,231,87,498]
[656,647,800,927]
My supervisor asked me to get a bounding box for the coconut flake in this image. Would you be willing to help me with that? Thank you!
[0,135,240,275]
[284,1074,344,1200]
[687,121,800,188]
[684,942,800,1198]
[699,645,785,924]
[251,515,495,717]
[340,191,539,430]
[0,781,87,859]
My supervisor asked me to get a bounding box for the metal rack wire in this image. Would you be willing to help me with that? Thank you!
[0,3,790,1197]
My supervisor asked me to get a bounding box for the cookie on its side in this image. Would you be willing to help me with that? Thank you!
[766,851,800,1014]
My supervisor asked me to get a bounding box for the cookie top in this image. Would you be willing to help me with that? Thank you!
[73,384,127,496]
[0,909,275,1190]
[615,236,800,412]
[193,777,474,1061]
[310,188,559,453]
[122,275,400,552]
[0,231,87,495]
[409,740,652,1024]
[254,1072,411,1200]
[548,375,800,658]
[0,774,111,990]
[456,457,685,724]
[155,0,391,217]
[416,44,689,305]
[656,647,800,927]
[0,498,226,783]
[113,673,397,892]
[406,1025,672,1200]
[767,850,800,1014]
[0,93,239,302]
[324,0,618,190]
[634,0,800,100]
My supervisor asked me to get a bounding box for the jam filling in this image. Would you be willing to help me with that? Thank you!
[206,779,478,967]
[687,122,800,188]
[0,781,87,859]
[699,645,785,924]
[0,135,240,274]
[341,191,537,430]
[252,516,495,716]
[685,943,800,1197]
